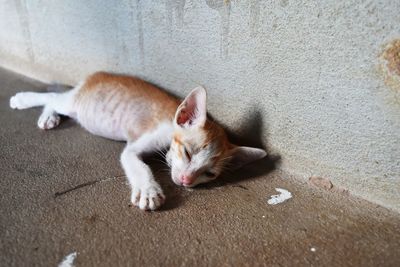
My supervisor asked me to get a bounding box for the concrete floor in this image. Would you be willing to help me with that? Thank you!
[1,67,400,267]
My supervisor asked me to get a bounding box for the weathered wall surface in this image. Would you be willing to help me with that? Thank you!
[0,0,399,211]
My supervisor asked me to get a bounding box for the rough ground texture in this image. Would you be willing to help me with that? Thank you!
[1,68,400,266]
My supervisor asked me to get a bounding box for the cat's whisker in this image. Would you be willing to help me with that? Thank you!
[152,158,168,166]
[155,150,167,159]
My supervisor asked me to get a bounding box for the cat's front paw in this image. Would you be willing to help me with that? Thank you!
[131,183,165,211]
[10,93,30,109]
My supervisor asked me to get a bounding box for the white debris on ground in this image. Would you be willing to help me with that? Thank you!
[267,188,292,205]
[58,252,77,267]
[311,247,316,252]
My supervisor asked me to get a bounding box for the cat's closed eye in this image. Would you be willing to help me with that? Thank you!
[204,170,216,178]
[183,146,191,160]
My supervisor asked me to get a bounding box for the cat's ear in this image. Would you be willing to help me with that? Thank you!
[229,146,267,169]
[174,86,207,128]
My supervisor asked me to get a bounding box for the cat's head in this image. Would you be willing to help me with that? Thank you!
[166,86,266,187]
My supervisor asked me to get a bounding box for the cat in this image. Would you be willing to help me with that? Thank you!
[9,72,266,211]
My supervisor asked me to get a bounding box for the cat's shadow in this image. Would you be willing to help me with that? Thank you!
[198,109,281,189]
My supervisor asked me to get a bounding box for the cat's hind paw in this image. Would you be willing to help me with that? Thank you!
[38,112,60,130]
[131,183,166,211]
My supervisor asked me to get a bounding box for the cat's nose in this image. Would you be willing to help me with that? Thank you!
[180,175,194,186]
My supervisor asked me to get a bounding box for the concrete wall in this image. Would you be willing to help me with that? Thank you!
[1,0,399,211]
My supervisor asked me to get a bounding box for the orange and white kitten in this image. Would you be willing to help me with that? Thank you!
[10,72,266,210]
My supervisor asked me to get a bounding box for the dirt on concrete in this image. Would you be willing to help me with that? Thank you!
[1,68,400,267]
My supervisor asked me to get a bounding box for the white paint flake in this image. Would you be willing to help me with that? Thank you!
[267,188,292,205]
[58,252,77,267]
[311,247,316,252]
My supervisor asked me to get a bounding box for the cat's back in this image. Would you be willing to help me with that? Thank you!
[74,72,180,141]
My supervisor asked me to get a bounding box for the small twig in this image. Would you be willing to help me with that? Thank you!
[54,174,126,198]
[231,185,249,190]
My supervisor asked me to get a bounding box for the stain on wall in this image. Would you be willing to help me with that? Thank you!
[280,0,288,8]
[382,39,400,77]
[166,0,186,29]
[379,39,400,103]
[205,0,231,58]
[14,0,35,62]
[135,0,145,66]
[249,0,260,36]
